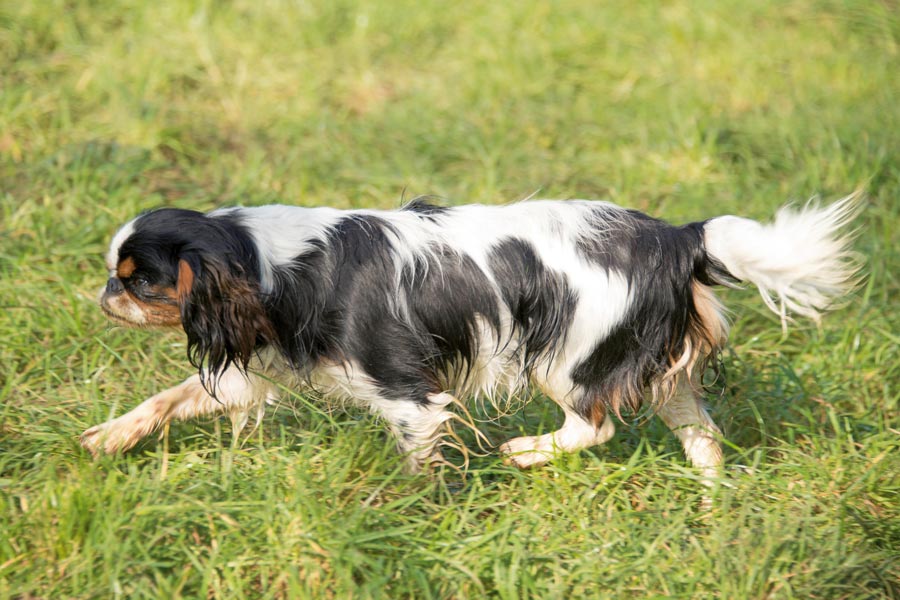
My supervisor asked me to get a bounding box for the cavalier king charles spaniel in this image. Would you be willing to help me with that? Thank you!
[82,195,860,478]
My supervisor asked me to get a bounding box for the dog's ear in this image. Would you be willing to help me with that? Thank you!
[176,252,276,393]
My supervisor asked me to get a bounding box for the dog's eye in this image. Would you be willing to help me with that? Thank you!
[132,275,150,288]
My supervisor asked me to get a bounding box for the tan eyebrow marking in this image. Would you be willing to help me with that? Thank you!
[176,259,194,300]
[117,257,137,279]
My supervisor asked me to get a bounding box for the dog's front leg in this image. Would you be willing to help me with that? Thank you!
[81,367,275,456]
[370,392,457,473]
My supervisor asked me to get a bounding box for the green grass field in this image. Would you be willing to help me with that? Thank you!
[2,1,899,597]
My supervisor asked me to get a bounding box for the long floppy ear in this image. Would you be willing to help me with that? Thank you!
[176,253,276,394]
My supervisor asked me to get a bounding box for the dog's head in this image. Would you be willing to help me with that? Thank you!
[101,208,275,382]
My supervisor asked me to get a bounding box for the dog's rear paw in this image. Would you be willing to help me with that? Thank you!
[499,436,555,469]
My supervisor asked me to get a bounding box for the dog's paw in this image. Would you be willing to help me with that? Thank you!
[80,418,140,456]
[499,436,555,469]
[80,423,110,457]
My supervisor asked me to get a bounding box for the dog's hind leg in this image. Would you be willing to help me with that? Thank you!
[656,377,723,482]
[81,366,275,456]
[500,370,616,468]
[500,408,615,468]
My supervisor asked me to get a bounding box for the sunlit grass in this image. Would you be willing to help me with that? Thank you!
[1,0,898,597]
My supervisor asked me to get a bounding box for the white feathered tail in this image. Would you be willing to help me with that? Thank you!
[703,193,863,330]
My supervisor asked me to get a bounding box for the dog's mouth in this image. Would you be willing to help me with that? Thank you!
[99,300,139,327]
[100,306,131,324]
[99,297,182,330]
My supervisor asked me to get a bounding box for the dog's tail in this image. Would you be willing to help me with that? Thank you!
[700,192,864,331]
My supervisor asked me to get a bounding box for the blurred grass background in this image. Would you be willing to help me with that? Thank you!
[1,0,898,598]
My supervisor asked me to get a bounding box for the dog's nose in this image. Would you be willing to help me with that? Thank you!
[106,277,124,294]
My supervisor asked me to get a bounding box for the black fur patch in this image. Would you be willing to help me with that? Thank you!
[263,239,333,373]
[401,196,451,218]
[572,210,718,418]
[487,237,578,374]
[324,215,438,401]
[407,245,501,385]
[266,215,499,403]
[124,209,262,284]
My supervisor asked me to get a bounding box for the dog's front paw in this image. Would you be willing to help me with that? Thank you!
[80,422,121,457]
[80,423,108,457]
[80,418,145,457]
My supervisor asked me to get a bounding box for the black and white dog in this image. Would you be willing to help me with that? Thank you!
[82,196,860,477]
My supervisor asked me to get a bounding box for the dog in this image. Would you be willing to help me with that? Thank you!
[81,195,860,477]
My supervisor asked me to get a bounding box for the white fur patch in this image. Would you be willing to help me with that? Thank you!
[212,205,345,291]
[106,218,137,271]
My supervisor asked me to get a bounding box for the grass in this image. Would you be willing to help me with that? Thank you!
[1,0,899,597]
